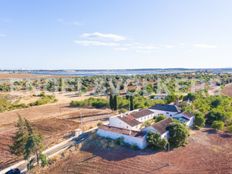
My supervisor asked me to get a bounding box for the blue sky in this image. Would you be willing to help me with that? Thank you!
[0,0,232,69]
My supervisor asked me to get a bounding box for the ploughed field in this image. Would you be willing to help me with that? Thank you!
[0,102,113,169]
[39,129,232,174]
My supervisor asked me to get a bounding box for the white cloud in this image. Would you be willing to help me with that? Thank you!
[74,40,119,47]
[0,33,6,38]
[193,43,217,49]
[81,32,126,42]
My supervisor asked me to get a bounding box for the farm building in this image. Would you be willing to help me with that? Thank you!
[149,104,180,117]
[109,109,155,131]
[173,112,195,127]
[142,118,173,139]
[97,125,147,149]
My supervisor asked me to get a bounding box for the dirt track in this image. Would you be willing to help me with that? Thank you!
[38,129,232,174]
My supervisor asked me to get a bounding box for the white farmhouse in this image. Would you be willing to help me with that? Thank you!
[109,114,141,131]
[130,109,155,123]
[97,125,147,149]
[142,118,173,139]
[149,104,180,117]
[109,109,155,131]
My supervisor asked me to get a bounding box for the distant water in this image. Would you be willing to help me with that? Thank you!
[31,69,196,77]
[30,68,232,77]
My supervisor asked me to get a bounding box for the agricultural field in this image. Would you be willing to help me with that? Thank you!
[222,83,232,97]
[0,99,113,169]
[34,129,232,174]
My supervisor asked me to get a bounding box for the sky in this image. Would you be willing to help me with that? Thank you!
[0,0,232,69]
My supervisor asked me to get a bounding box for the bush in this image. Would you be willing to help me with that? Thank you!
[212,121,224,131]
[168,123,189,148]
[155,114,166,122]
[146,132,167,150]
[70,97,108,108]
[194,112,206,129]
[30,95,57,106]
[40,154,49,167]
[115,137,124,145]
[227,125,232,133]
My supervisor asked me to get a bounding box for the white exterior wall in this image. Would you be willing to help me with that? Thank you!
[109,117,140,131]
[186,116,195,127]
[136,113,155,122]
[142,127,169,140]
[149,109,177,117]
[97,129,147,149]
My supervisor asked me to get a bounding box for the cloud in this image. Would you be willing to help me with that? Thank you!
[81,32,126,42]
[193,43,217,49]
[74,40,119,47]
[0,33,7,38]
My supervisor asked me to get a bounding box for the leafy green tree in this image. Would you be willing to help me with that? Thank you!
[168,123,189,148]
[155,114,166,122]
[165,94,177,104]
[146,132,167,150]
[212,121,224,131]
[10,115,28,155]
[194,112,206,129]
[227,125,232,133]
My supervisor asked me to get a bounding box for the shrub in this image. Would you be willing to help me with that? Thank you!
[194,112,206,129]
[227,125,232,133]
[146,132,167,150]
[155,114,166,122]
[115,137,124,145]
[168,123,189,148]
[30,95,57,106]
[212,121,224,131]
[40,154,49,167]
[70,97,108,109]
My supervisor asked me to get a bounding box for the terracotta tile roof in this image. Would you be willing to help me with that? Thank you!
[98,125,146,138]
[151,118,173,134]
[150,104,180,112]
[118,115,141,127]
[130,109,154,119]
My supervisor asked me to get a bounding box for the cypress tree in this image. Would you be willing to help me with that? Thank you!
[10,115,28,155]
[129,95,134,111]
[113,95,118,110]
[109,94,114,110]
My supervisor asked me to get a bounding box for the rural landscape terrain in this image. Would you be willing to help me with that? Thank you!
[0,70,232,173]
[1,0,232,173]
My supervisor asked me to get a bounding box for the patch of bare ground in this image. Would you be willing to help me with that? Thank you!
[0,118,80,169]
[0,73,77,79]
[0,104,113,169]
[37,129,232,174]
[222,83,232,97]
